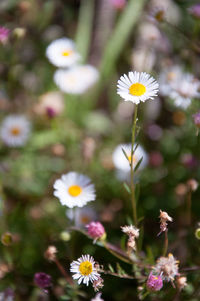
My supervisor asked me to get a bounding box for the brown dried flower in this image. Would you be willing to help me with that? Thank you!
[158,210,173,236]
[44,245,57,262]
[176,276,187,291]
[121,225,139,253]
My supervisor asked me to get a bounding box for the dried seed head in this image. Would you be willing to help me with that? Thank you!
[176,276,187,291]
[44,245,57,262]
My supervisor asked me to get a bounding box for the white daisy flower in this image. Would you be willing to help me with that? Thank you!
[170,73,200,109]
[54,64,99,95]
[46,38,81,68]
[70,254,100,286]
[0,115,31,147]
[159,65,182,96]
[112,143,148,172]
[117,71,159,104]
[53,172,96,208]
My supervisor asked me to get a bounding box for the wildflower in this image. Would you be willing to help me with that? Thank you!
[121,225,139,252]
[44,245,57,262]
[66,206,97,227]
[70,255,100,286]
[146,272,163,291]
[34,272,52,289]
[181,154,199,169]
[86,222,105,241]
[0,115,31,147]
[0,26,10,43]
[176,276,187,291]
[159,65,182,97]
[1,232,13,246]
[158,210,173,236]
[91,292,104,301]
[189,4,200,18]
[46,38,80,67]
[53,172,96,208]
[193,111,200,128]
[110,0,126,10]
[195,228,200,240]
[112,143,148,180]
[54,65,99,94]
[34,91,64,118]
[150,7,165,23]
[187,179,198,192]
[0,288,14,301]
[149,151,163,167]
[92,276,104,292]
[153,253,179,282]
[117,71,159,104]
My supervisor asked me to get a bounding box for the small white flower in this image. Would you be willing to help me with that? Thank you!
[54,64,99,95]
[46,38,81,68]
[66,206,97,227]
[53,172,96,208]
[121,225,139,238]
[117,71,159,104]
[170,73,200,109]
[159,65,182,96]
[91,293,104,301]
[0,115,31,147]
[112,143,148,175]
[70,254,100,286]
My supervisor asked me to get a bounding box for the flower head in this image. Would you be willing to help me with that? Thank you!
[91,292,104,301]
[34,91,64,118]
[53,172,96,208]
[0,288,14,301]
[153,253,179,282]
[54,65,99,95]
[189,4,200,18]
[70,255,100,286]
[193,111,200,128]
[146,272,163,291]
[46,38,81,67]
[0,26,10,43]
[86,221,105,240]
[121,225,139,252]
[0,115,31,147]
[44,245,57,262]
[117,71,159,104]
[34,272,52,289]
[158,210,173,236]
[176,276,187,291]
[110,0,126,10]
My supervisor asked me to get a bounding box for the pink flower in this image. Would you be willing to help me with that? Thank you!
[146,273,163,291]
[189,4,200,18]
[0,26,10,43]
[110,0,126,10]
[86,221,105,240]
[193,111,200,127]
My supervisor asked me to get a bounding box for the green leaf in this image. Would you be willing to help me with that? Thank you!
[122,147,130,164]
[108,264,115,273]
[134,157,143,172]
[123,182,131,194]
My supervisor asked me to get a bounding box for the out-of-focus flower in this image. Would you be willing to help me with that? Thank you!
[92,276,104,292]
[70,255,100,286]
[181,154,199,169]
[121,225,139,252]
[150,0,180,25]
[146,272,163,291]
[112,143,148,180]
[153,253,179,282]
[0,263,10,279]
[12,27,26,39]
[159,65,182,97]
[187,179,198,192]
[172,111,186,126]
[146,124,163,141]
[193,111,200,128]
[54,65,99,94]
[0,288,14,301]
[60,231,71,241]
[82,137,96,162]
[0,26,10,43]
[53,172,96,208]
[117,71,159,104]
[149,151,163,167]
[1,232,13,246]
[91,292,104,301]
[51,144,65,156]
[132,47,156,73]
[150,6,166,23]
[44,246,57,262]
[110,0,126,10]
[189,4,200,18]
[195,228,200,240]
[158,210,173,236]
[34,91,64,118]
[175,183,188,198]
[66,207,97,227]
[46,38,81,67]
[86,222,105,241]
[176,276,187,291]
[0,115,31,147]
[34,272,52,289]
[170,73,200,109]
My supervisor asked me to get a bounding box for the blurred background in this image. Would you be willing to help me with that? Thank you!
[1,0,200,300]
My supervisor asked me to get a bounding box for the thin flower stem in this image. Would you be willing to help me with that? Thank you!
[54,258,74,286]
[163,230,168,257]
[130,104,138,226]
[99,269,145,280]
[102,241,132,264]
[186,188,192,226]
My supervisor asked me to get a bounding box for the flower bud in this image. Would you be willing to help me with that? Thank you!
[86,222,106,241]
[146,273,163,291]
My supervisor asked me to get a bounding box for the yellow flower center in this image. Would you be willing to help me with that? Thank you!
[10,127,20,136]
[79,261,93,276]
[68,185,82,197]
[129,83,146,96]
[62,50,73,57]
[128,154,136,163]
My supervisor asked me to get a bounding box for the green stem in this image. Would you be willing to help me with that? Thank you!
[75,0,94,63]
[163,230,168,257]
[130,104,138,226]
[103,241,132,264]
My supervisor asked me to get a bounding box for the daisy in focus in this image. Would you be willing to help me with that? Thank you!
[53,172,96,208]
[54,64,99,94]
[112,143,148,180]
[0,115,31,147]
[117,71,159,104]
[46,38,81,68]
[70,254,100,286]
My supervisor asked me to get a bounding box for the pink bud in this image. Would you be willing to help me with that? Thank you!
[146,273,163,291]
[86,221,105,239]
